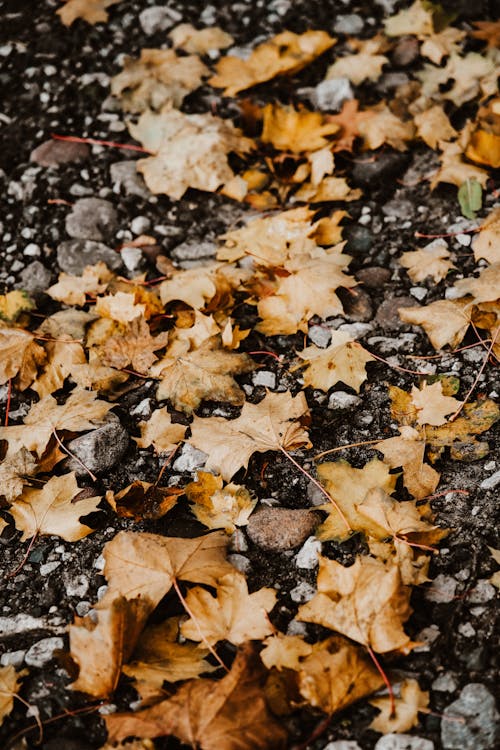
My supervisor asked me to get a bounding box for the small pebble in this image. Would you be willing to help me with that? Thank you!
[25,637,64,668]
[295,536,322,569]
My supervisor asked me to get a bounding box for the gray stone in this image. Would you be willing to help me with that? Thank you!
[121,246,144,271]
[344,224,374,254]
[65,419,129,475]
[337,322,373,339]
[290,581,316,603]
[171,240,216,261]
[252,371,276,389]
[139,6,181,35]
[333,14,364,34]
[227,554,251,574]
[375,736,434,750]
[15,261,52,294]
[382,199,414,220]
[376,295,416,330]
[110,160,151,199]
[57,239,122,274]
[356,266,391,289]
[25,637,64,667]
[442,683,498,750]
[30,138,90,167]
[480,469,500,490]
[0,650,26,668]
[247,508,320,551]
[295,536,322,569]
[425,574,457,603]
[308,325,331,348]
[432,672,458,692]
[66,198,118,242]
[130,215,151,235]
[467,579,496,604]
[173,444,208,473]
[352,151,410,188]
[392,37,420,67]
[311,77,354,111]
[328,391,362,410]
[322,742,362,750]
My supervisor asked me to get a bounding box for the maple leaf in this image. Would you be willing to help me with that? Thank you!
[298,636,383,715]
[260,103,340,153]
[358,487,440,543]
[420,27,466,65]
[47,263,112,306]
[473,207,500,264]
[471,20,500,49]
[414,106,457,150]
[260,634,313,672]
[95,292,146,324]
[169,24,234,54]
[0,665,26,728]
[315,458,398,541]
[134,408,186,454]
[411,381,463,426]
[185,472,257,532]
[0,290,34,322]
[370,678,429,733]
[466,99,500,170]
[430,141,489,189]
[189,390,311,481]
[327,99,370,153]
[375,426,440,500]
[70,358,129,393]
[384,0,434,37]
[298,554,413,653]
[399,241,455,283]
[152,337,254,414]
[106,644,287,749]
[418,52,497,106]
[129,108,254,200]
[358,104,415,151]
[9,472,101,542]
[57,0,120,26]
[0,448,37,505]
[399,298,471,350]
[326,49,388,85]
[256,245,356,336]
[98,316,169,374]
[293,176,362,203]
[181,570,277,646]
[0,326,46,391]
[32,339,87,399]
[453,262,500,304]
[0,388,113,457]
[298,332,374,393]
[106,481,182,521]
[424,399,500,460]
[111,49,208,113]
[170,312,221,350]
[209,30,335,96]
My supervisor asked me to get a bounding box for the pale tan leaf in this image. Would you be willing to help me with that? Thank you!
[399,241,455,283]
[473,208,500,264]
[260,634,313,672]
[0,448,38,505]
[185,472,257,532]
[0,665,26,727]
[430,141,489,189]
[384,0,433,37]
[32,340,87,398]
[420,27,465,64]
[169,24,234,54]
[414,106,457,150]
[134,408,186,453]
[358,104,415,151]
[453,263,500,304]
[261,103,340,153]
[47,263,112,306]
[57,0,120,26]
[298,332,374,393]
[0,326,46,391]
[326,52,388,85]
[375,426,440,500]
[399,299,471,350]
[95,292,146,324]
[98,316,169,374]
[370,678,429,733]
[411,381,463,426]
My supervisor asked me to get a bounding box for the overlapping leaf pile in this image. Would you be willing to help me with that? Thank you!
[2,1,500,747]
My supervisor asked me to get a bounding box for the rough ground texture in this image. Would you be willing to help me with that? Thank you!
[0,1,499,749]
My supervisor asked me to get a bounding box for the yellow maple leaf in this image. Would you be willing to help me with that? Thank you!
[326,50,388,85]
[430,141,489,189]
[57,0,120,26]
[260,634,313,672]
[293,176,361,203]
[370,678,429,733]
[399,241,455,283]
[0,665,26,728]
[411,381,463,426]
[384,0,434,37]
[98,316,169,375]
[184,471,257,533]
[95,292,146,324]
[0,448,37,505]
[375,426,440,500]
[413,106,458,150]
[134,407,186,454]
[0,290,34,323]
[169,24,234,54]
[298,332,374,393]
[32,339,87,398]
[358,104,415,151]
[399,298,471,350]
[0,326,46,391]
[473,207,500,264]
[260,103,340,153]
[47,263,112,306]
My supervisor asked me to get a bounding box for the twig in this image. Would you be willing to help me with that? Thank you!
[449,327,499,421]
[51,133,151,153]
[367,645,395,717]
[4,378,12,426]
[313,439,380,461]
[52,428,98,482]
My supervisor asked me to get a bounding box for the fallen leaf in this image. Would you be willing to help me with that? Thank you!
[471,20,500,49]
[70,357,129,393]
[106,481,182,521]
[0,448,38,505]
[358,104,415,151]
[473,207,500,264]
[0,290,34,323]
[111,49,209,112]
[466,128,500,169]
[0,665,26,728]
[430,141,489,190]
[420,27,466,64]
[0,326,46,391]
[32,339,87,398]
[57,0,120,26]
[134,408,186,453]
[169,24,234,54]
[424,398,500,459]
[185,472,257,532]
[327,99,370,153]
[9,472,101,541]
[453,262,500,304]
[298,554,413,653]
[98,316,169,374]
[326,50,388,85]
[399,241,455,283]
[384,0,434,37]
[47,263,112,306]
[370,678,429,733]
[418,52,497,107]
[413,106,457,149]
[298,333,374,393]
[411,381,463,426]
[293,176,362,203]
[375,426,440,500]
[189,390,311,481]
[261,103,340,153]
[260,634,313,672]
[399,298,471,350]
[358,487,441,544]
[95,292,146,324]
[209,30,335,96]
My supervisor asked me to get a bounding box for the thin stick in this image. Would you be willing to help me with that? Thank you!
[248,350,282,362]
[292,713,333,750]
[4,533,39,579]
[280,447,352,533]
[414,228,479,239]
[449,327,499,422]
[154,445,179,487]
[171,577,229,673]
[367,645,395,717]
[5,704,102,749]
[354,343,432,376]
[313,439,380,461]
[4,378,12,426]
[51,133,151,154]
[52,429,98,482]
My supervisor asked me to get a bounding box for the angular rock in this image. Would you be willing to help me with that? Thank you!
[375,736,434,750]
[65,418,129,475]
[110,160,151,200]
[15,261,52,294]
[424,574,457,604]
[382,198,414,220]
[65,198,118,242]
[30,138,90,167]
[344,224,374,254]
[351,151,411,188]
[392,37,420,67]
[328,391,362,410]
[308,325,331,348]
[356,266,391,289]
[247,508,320,551]
[139,5,181,35]
[480,469,500,490]
[57,239,122,274]
[173,444,208,473]
[311,77,354,111]
[171,240,216,262]
[25,637,64,667]
[296,536,322,569]
[333,14,364,34]
[442,684,498,750]
[323,742,363,750]
[340,287,373,322]
[376,295,415,330]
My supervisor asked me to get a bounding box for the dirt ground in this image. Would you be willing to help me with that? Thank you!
[0,1,499,749]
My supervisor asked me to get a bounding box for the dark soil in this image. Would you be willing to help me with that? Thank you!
[0,2,499,749]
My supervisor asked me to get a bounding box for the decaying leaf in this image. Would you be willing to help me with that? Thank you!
[189,390,311,481]
[399,241,455,283]
[357,104,415,151]
[399,298,471,350]
[430,141,489,190]
[260,634,313,672]
[32,338,87,398]
[185,472,257,532]
[98,316,169,374]
[421,27,466,65]
[95,292,146,324]
[413,106,457,150]
[298,332,374,393]
[0,326,46,391]
[47,263,112,306]
[411,381,462,426]
[0,448,38,505]
[370,678,429,733]
[384,0,434,37]
[473,207,500,264]
[106,481,182,521]
[134,407,186,454]
[209,30,335,96]
[375,426,440,500]
[418,52,498,107]
[261,103,339,153]
[0,665,26,728]
[169,24,234,54]
[57,0,120,26]
[326,47,388,86]
[0,290,34,322]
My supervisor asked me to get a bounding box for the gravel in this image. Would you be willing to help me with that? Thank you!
[442,683,498,750]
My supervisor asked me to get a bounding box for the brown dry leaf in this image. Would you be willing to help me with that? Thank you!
[0,388,113,457]
[32,339,87,398]
[129,108,254,200]
[399,241,455,283]
[260,634,313,672]
[95,292,146,324]
[0,448,37,505]
[256,245,356,336]
[411,381,463,426]
[471,20,500,49]
[358,104,415,151]
[185,472,257,532]
[152,337,254,414]
[0,665,26,728]
[418,52,497,106]
[298,332,374,393]
[414,106,457,149]
[298,636,383,714]
[209,30,335,96]
[160,265,220,309]
[293,176,362,203]
[111,49,208,113]
[106,481,182,521]
[261,103,340,153]
[0,290,34,323]
[375,426,440,500]
[189,390,311,481]
[9,472,101,542]
[98,316,169,375]
[181,570,276,645]
[123,618,216,698]
[420,27,465,65]
[358,487,440,543]
[453,263,500,304]
[70,358,129,393]
[311,210,347,245]
[424,398,500,459]
[171,312,221,351]
[99,741,154,750]
[368,536,431,586]
[370,678,429,733]
[298,554,413,653]
[0,326,46,391]
[466,126,500,169]
[106,644,287,748]
[47,263,112,306]
[169,24,234,54]
[399,298,471,350]
[57,0,120,26]
[316,458,398,541]
[473,208,500,264]
[220,319,251,349]
[328,99,371,153]
[326,49,388,85]
[134,408,186,454]
[430,141,489,189]
[384,0,433,37]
